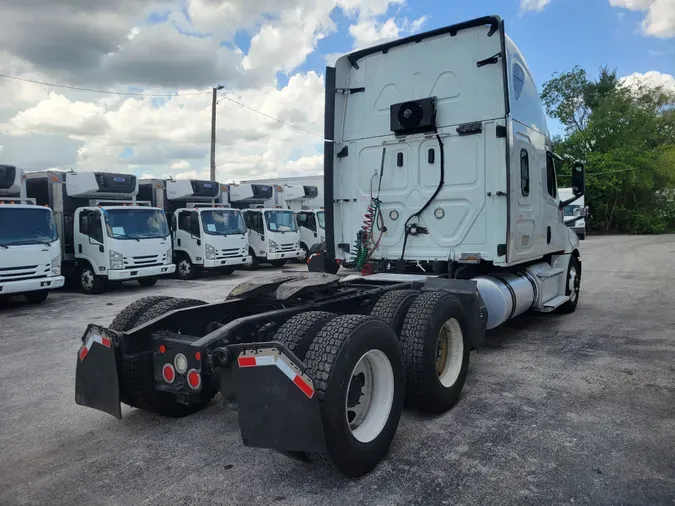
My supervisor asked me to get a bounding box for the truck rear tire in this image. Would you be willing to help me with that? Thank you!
[270,259,287,268]
[79,265,106,295]
[557,255,581,314]
[24,290,49,304]
[109,296,172,331]
[111,297,213,416]
[369,290,419,337]
[272,311,339,462]
[304,315,405,477]
[137,276,158,287]
[399,291,470,414]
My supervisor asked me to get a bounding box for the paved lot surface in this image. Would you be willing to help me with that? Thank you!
[1,236,674,506]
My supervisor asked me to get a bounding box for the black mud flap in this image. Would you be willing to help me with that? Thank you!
[75,325,122,419]
[230,343,327,454]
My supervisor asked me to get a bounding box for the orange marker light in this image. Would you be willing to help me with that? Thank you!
[159,345,166,354]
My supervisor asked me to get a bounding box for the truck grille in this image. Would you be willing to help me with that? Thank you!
[280,243,296,252]
[217,248,243,259]
[0,264,50,283]
[123,254,164,268]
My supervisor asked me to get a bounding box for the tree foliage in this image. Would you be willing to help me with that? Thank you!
[543,67,675,234]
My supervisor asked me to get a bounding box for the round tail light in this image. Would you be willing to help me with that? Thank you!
[162,363,175,384]
[187,369,201,390]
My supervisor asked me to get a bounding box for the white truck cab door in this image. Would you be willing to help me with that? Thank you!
[545,152,567,252]
[75,208,107,270]
[245,211,265,256]
[297,212,316,248]
[175,210,202,262]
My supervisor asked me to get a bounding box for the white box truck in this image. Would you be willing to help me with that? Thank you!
[296,209,326,262]
[26,171,175,294]
[559,187,587,240]
[139,179,250,279]
[0,165,64,304]
[229,183,303,268]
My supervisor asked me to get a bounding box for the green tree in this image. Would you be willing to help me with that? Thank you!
[542,67,675,234]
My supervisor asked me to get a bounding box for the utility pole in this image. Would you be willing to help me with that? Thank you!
[210,85,224,182]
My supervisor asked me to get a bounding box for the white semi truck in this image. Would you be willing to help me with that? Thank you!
[139,179,249,279]
[76,16,587,478]
[0,165,64,304]
[229,183,303,268]
[559,188,587,240]
[26,171,175,294]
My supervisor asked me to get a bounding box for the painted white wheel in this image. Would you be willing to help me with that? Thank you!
[436,318,464,388]
[345,349,395,443]
[81,269,95,291]
[243,256,253,268]
[297,247,308,262]
[178,259,192,276]
[568,266,579,302]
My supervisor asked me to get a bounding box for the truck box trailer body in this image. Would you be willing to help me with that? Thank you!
[139,179,250,279]
[75,16,585,478]
[26,171,175,294]
[242,176,324,210]
[0,165,64,303]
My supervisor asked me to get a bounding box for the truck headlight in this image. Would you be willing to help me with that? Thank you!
[109,250,124,270]
[205,244,217,260]
[165,248,173,264]
[51,255,61,276]
[269,240,278,253]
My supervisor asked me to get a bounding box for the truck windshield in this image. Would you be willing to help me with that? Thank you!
[316,211,325,229]
[104,208,169,240]
[201,210,247,236]
[563,205,580,217]
[264,210,297,232]
[0,207,58,246]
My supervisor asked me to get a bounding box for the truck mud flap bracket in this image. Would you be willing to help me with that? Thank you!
[75,325,122,419]
[230,344,327,454]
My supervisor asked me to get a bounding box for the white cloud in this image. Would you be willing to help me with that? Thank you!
[0,0,429,179]
[520,0,552,12]
[609,0,675,38]
[349,16,428,49]
[620,70,675,93]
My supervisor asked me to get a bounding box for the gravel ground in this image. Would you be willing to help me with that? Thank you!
[1,236,674,506]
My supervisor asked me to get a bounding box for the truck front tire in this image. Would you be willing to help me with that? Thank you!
[557,255,581,314]
[270,259,287,268]
[176,256,197,280]
[137,276,158,287]
[79,265,105,295]
[304,315,405,477]
[24,291,49,304]
[399,291,470,414]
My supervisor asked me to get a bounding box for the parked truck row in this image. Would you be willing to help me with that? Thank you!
[75,15,587,479]
[0,169,330,301]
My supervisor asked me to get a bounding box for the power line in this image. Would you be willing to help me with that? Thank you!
[0,72,325,139]
[0,73,211,97]
[218,95,324,139]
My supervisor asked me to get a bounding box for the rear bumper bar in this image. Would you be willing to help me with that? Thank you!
[74,324,327,453]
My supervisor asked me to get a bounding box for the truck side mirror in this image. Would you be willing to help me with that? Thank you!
[572,163,585,197]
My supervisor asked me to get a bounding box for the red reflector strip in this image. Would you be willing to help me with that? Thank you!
[238,350,315,399]
[293,375,314,399]
[238,356,257,367]
[79,334,112,361]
